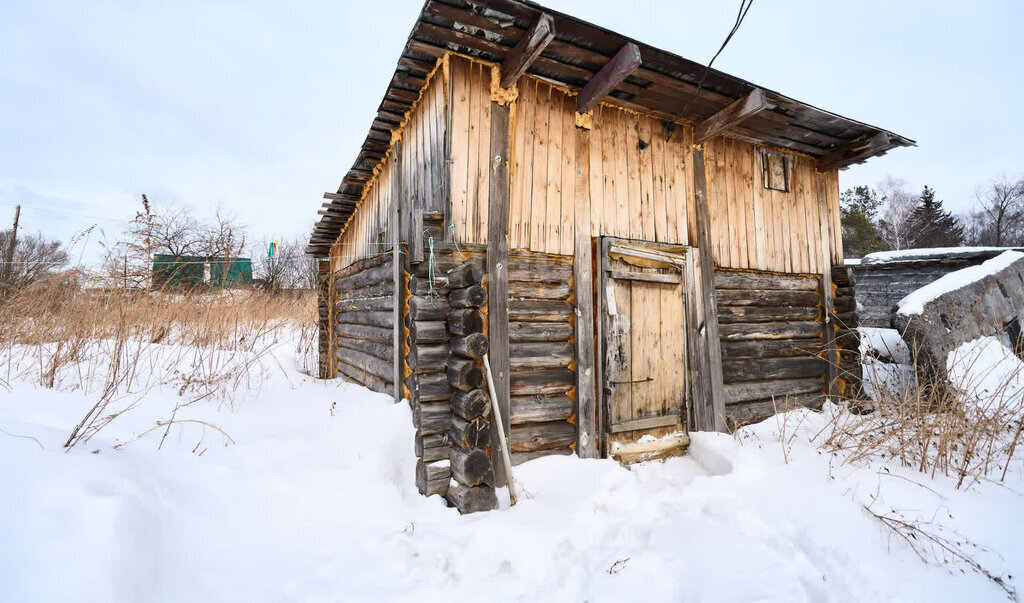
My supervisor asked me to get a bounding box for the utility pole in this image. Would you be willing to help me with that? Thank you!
[2,204,20,288]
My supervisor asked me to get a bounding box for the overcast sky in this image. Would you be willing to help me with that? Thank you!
[2,0,1021,264]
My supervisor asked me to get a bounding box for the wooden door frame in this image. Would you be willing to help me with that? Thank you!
[594,236,692,457]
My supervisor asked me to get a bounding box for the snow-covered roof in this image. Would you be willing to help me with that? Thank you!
[896,250,1024,315]
[860,247,1024,266]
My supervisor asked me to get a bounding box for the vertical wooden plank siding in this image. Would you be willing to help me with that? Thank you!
[638,117,655,241]
[827,169,844,266]
[465,62,482,244]
[559,94,576,255]
[529,80,550,251]
[332,61,845,274]
[505,75,700,254]
[544,88,563,253]
[574,127,598,457]
[696,136,841,274]
[391,141,403,403]
[450,57,470,244]
[610,111,629,239]
[487,102,512,484]
[331,60,447,270]
[510,77,533,250]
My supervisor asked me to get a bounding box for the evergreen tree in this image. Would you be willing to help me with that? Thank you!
[908,185,963,248]
[840,186,885,257]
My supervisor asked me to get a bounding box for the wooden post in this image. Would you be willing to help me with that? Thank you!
[486,101,512,483]
[329,265,337,379]
[574,128,599,458]
[392,142,403,403]
[594,237,609,455]
[2,204,19,288]
[690,147,727,432]
[816,172,839,400]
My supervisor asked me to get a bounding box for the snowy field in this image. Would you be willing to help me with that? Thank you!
[3,330,1024,602]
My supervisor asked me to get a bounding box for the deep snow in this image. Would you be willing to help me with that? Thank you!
[3,333,1024,602]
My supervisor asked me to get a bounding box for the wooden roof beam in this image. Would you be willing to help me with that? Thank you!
[324,192,360,202]
[577,43,642,113]
[816,131,891,172]
[318,208,352,216]
[499,13,555,88]
[694,88,771,143]
[321,203,357,212]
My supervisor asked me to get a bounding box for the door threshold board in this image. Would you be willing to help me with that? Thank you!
[610,432,690,465]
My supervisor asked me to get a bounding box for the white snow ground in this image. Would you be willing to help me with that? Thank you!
[859,326,916,400]
[3,332,1024,602]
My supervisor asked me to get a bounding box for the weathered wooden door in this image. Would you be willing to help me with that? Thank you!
[597,238,690,458]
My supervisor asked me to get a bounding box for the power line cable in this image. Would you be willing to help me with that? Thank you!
[681,0,756,119]
[0,202,128,224]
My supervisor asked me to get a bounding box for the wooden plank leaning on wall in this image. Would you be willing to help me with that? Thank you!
[815,171,839,400]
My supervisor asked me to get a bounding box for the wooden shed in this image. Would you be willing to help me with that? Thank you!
[307,0,913,513]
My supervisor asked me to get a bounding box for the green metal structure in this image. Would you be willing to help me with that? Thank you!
[151,255,253,291]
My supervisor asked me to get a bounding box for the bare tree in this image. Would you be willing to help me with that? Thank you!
[252,236,318,291]
[965,175,1024,247]
[876,176,919,250]
[0,230,69,291]
[104,195,248,290]
[202,206,247,263]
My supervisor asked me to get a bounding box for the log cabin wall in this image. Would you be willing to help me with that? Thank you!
[407,245,577,512]
[442,256,496,512]
[407,247,460,503]
[714,268,826,426]
[506,251,577,463]
[332,253,397,396]
[317,260,331,379]
[832,267,862,397]
[442,52,852,438]
[328,53,855,469]
[330,155,397,272]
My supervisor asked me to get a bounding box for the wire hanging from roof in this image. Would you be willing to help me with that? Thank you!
[681,0,756,120]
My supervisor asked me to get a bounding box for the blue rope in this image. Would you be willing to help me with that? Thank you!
[449,224,463,256]
[427,235,438,300]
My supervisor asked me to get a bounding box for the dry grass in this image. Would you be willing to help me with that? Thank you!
[821,347,1024,490]
[758,344,1024,596]
[0,271,320,449]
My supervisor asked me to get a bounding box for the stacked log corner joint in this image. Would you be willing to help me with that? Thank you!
[411,255,498,513]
